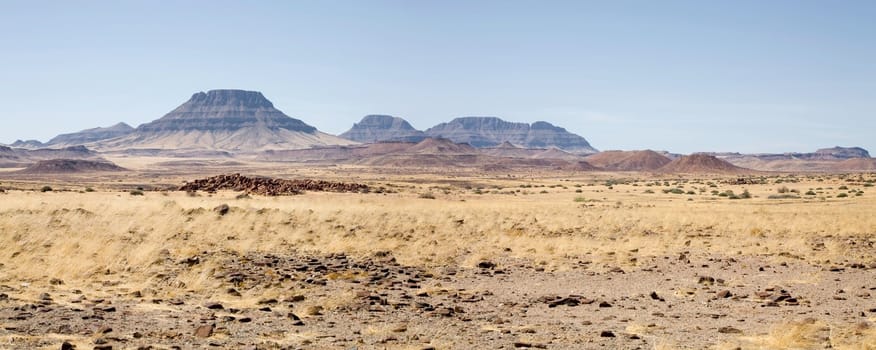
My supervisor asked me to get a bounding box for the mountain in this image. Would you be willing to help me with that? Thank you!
[659,153,750,174]
[423,117,597,154]
[47,123,134,147]
[18,159,126,174]
[340,115,426,143]
[585,150,672,171]
[812,146,870,160]
[95,89,355,151]
[10,140,46,149]
[0,145,103,168]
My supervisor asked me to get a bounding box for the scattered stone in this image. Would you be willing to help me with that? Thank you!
[478,261,496,269]
[61,341,75,350]
[213,204,230,216]
[194,324,214,338]
[718,326,742,334]
[204,302,224,310]
[600,330,616,337]
[716,290,732,299]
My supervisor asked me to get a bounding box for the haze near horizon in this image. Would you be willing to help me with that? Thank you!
[0,0,874,154]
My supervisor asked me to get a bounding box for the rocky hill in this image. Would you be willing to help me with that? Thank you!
[340,115,425,143]
[659,154,750,174]
[96,89,355,151]
[585,150,671,171]
[424,117,597,154]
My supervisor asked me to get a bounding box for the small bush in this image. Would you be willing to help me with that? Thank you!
[575,189,583,193]
[739,189,752,199]
[805,190,816,196]
[643,189,654,194]
[836,193,848,198]
[768,194,799,199]
[419,192,436,199]
[130,190,144,196]
[574,196,587,202]
[85,187,95,192]
[40,186,53,192]
[777,186,789,194]
[838,185,848,190]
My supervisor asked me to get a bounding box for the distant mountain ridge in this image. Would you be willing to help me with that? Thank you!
[424,117,597,154]
[340,115,426,143]
[48,123,134,147]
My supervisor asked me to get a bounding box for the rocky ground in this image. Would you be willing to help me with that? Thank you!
[1,249,875,349]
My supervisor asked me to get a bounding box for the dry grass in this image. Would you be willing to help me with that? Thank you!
[0,172,874,348]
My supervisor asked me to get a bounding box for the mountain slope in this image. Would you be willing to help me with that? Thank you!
[659,153,750,174]
[340,115,426,143]
[47,123,135,147]
[424,117,597,154]
[95,89,355,151]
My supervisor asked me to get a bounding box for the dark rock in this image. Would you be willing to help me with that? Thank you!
[204,302,224,310]
[214,204,230,216]
[716,290,732,299]
[718,326,742,334]
[61,341,76,350]
[600,330,616,337]
[477,261,496,269]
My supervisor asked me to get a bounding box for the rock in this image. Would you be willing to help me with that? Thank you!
[698,276,716,285]
[204,302,224,310]
[96,326,112,334]
[600,330,616,337]
[716,290,732,298]
[193,324,214,338]
[180,174,369,196]
[61,341,76,350]
[598,301,612,308]
[650,291,664,301]
[213,204,230,216]
[477,261,496,269]
[718,326,742,334]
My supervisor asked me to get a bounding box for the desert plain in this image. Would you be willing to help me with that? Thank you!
[0,161,874,350]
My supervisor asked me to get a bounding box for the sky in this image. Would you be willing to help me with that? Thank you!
[0,0,874,154]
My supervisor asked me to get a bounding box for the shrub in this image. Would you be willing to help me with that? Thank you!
[768,194,799,199]
[643,189,654,194]
[663,188,685,195]
[40,186,53,192]
[838,185,848,190]
[739,189,752,199]
[419,192,436,199]
[777,186,789,194]
[805,190,816,196]
[836,193,848,198]
[574,196,587,202]
[130,190,144,196]
[85,187,95,192]
[575,189,583,193]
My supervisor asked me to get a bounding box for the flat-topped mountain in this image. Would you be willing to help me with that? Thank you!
[96,89,354,151]
[340,115,426,143]
[812,146,870,160]
[424,117,597,154]
[47,123,134,147]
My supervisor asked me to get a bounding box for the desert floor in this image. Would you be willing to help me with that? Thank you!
[0,167,875,349]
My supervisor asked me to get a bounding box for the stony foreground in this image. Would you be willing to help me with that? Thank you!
[1,249,875,349]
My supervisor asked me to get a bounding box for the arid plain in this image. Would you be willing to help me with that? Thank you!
[1,160,875,350]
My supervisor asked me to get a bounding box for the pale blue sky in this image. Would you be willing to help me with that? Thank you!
[1,0,874,153]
